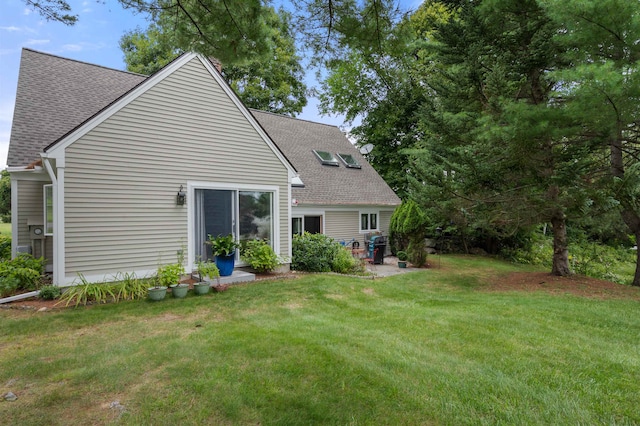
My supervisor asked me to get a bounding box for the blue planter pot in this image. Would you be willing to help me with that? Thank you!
[216,253,236,277]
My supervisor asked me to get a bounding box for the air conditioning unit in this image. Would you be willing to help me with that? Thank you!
[16,245,32,254]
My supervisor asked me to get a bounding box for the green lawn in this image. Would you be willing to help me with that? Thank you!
[0,222,10,237]
[1,256,638,425]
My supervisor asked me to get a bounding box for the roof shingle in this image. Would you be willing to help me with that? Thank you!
[7,49,400,207]
[7,49,145,167]
[251,110,400,206]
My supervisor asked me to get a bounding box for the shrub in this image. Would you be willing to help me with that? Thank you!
[0,235,10,261]
[501,231,636,284]
[408,238,427,268]
[241,239,281,273]
[332,247,364,274]
[569,241,635,284]
[0,254,44,296]
[0,276,19,298]
[156,263,184,287]
[292,232,340,272]
[39,285,61,300]
[390,200,430,254]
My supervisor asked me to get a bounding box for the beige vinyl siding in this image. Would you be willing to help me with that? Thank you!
[15,179,53,262]
[380,210,393,235]
[64,57,289,278]
[324,211,359,243]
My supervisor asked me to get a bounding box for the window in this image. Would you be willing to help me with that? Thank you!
[291,216,322,236]
[44,184,53,235]
[337,153,361,169]
[313,150,339,166]
[239,191,273,243]
[292,217,303,236]
[360,212,378,232]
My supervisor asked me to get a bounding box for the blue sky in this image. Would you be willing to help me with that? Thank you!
[0,0,420,168]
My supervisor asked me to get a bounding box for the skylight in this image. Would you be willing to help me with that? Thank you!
[313,150,339,166]
[337,153,361,169]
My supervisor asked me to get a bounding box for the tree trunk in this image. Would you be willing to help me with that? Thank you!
[622,211,640,287]
[610,129,640,286]
[632,229,640,287]
[550,213,571,276]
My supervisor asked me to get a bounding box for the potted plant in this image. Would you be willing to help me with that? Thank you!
[209,234,239,277]
[397,251,408,268]
[147,275,168,301]
[194,260,220,295]
[157,262,187,298]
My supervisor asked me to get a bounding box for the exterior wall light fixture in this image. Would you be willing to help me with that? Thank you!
[177,185,186,205]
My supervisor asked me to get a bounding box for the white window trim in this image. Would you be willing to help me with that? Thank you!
[359,210,380,233]
[187,181,281,272]
[291,208,326,236]
[43,184,53,236]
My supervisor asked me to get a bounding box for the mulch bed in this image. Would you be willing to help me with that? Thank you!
[2,270,638,311]
[485,271,640,300]
[1,271,299,311]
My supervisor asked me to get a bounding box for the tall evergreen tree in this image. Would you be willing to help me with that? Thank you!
[408,0,603,274]
[542,0,640,285]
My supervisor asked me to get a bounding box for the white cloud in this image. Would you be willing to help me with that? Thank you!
[25,39,50,46]
[82,8,92,13]
[0,26,36,34]
[59,42,105,53]
[61,44,83,52]
[23,8,32,16]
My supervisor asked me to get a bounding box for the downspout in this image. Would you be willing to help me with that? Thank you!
[10,176,17,258]
[287,171,295,260]
[42,157,65,286]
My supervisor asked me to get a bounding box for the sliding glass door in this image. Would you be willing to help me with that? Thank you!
[194,188,274,263]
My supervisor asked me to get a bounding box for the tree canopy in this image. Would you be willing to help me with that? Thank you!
[316,0,640,283]
[22,0,77,25]
[0,170,10,223]
[119,6,307,115]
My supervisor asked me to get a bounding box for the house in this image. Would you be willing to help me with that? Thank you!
[7,48,400,286]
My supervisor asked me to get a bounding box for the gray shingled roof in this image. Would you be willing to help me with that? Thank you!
[251,110,400,206]
[8,49,400,207]
[7,49,146,167]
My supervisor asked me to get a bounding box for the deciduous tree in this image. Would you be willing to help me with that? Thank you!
[119,7,307,115]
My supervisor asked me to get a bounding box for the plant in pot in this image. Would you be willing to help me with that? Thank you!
[147,274,168,301]
[157,262,187,298]
[194,260,219,295]
[397,251,408,268]
[209,234,239,277]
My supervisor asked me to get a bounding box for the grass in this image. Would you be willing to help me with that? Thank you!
[0,222,10,237]
[1,256,638,425]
